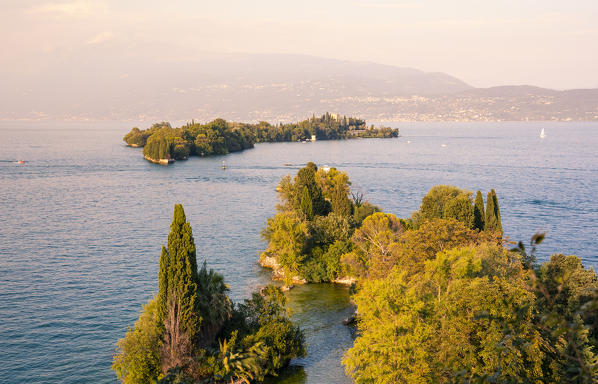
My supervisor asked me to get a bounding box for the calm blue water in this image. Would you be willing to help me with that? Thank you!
[0,121,596,383]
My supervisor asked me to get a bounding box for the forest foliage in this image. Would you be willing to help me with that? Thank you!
[261,167,503,284]
[344,235,598,383]
[339,187,596,383]
[261,162,383,283]
[261,164,598,382]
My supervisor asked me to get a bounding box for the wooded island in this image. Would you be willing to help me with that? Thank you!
[123,113,398,164]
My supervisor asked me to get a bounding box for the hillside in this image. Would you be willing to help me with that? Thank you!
[1,52,596,122]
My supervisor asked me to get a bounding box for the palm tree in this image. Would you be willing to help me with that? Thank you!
[216,331,266,384]
[196,262,232,347]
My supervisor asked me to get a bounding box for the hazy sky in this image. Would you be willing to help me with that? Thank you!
[2,0,598,89]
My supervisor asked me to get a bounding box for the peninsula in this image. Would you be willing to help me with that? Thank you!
[259,162,598,383]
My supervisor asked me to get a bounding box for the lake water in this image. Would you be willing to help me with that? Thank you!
[0,121,597,383]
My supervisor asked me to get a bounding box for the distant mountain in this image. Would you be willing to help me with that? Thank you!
[1,52,596,122]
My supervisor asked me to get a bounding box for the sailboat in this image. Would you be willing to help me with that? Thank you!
[540,128,546,139]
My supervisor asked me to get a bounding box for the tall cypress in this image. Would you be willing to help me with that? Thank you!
[295,165,329,216]
[331,182,352,217]
[492,189,502,233]
[485,189,503,234]
[485,191,496,231]
[157,246,170,326]
[473,190,485,231]
[300,186,314,220]
[157,204,201,341]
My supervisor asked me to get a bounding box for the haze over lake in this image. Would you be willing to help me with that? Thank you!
[0,121,596,383]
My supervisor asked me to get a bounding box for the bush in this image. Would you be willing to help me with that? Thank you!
[113,298,162,384]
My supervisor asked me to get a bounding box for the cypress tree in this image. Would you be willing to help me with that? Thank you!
[473,190,485,230]
[306,161,317,171]
[492,189,502,233]
[157,246,169,326]
[331,183,352,217]
[295,165,329,216]
[443,194,474,228]
[485,191,496,231]
[485,189,503,234]
[157,204,201,342]
[300,186,314,220]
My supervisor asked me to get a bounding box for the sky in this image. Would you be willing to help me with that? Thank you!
[1,0,598,89]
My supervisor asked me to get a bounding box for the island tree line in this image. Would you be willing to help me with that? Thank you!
[123,113,399,162]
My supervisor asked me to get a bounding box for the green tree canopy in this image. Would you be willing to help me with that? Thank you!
[262,163,365,283]
[473,190,485,230]
[294,165,329,216]
[299,186,314,220]
[113,298,162,384]
[412,185,474,229]
[485,189,503,235]
[157,204,201,344]
[261,212,308,281]
[344,244,545,383]
[341,212,406,279]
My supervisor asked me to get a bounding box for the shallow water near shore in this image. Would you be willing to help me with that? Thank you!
[0,121,597,383]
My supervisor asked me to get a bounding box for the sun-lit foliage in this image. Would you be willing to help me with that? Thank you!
[261,163,382,283]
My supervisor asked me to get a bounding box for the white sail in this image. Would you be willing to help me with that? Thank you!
[540,128,546,139]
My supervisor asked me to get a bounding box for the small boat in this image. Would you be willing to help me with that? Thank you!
[17,160,25,164]
[221,161,226,170]
[441,144,447,147]
[540,128,546,139]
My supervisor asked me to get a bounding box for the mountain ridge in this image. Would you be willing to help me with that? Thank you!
[1,52,596,122]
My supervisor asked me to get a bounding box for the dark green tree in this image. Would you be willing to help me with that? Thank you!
[295,165,329,216]
[330,173,352,218]
[442,194,474,228]
[300,186,313,220]
[493,189,502,231]
[157,246,169,326]
[473,190,485,230]
[305,161,317,171]
[412,185,474,229]
[485,189,503,234]
[537,254,598,350]
[157,205,201,344]
[235,285,306,379]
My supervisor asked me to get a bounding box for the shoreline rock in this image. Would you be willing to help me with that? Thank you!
[259,254,355,286]
[144,155,174,165]
[332,276,357,286]
[342,310,358,325]
[259,255,307,284]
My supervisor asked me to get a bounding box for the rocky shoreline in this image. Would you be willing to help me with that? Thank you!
[259,254,356,288]
[143,155,174,165]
